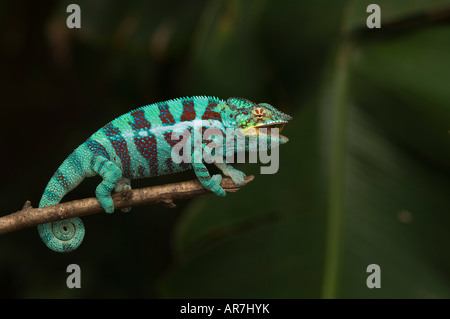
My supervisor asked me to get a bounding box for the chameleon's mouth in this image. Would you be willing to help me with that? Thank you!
[246,121,289,143]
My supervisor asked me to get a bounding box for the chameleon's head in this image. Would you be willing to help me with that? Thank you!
[226,97,292,145]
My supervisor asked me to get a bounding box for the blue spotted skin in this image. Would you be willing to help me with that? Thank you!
[38,96,292,253]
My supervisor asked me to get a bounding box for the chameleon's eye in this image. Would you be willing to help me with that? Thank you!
[251,107,267,121]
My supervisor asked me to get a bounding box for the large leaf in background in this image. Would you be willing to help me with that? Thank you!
[351,26,450,167]
[160,0,450,298]
[340,25,450,298]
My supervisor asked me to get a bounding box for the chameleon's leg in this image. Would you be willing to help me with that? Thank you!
[214,162,246,186]
[91,156,122,213]
[114,177,132,212]
[191,149,226,197]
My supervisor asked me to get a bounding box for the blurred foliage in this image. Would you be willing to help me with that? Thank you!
[0,0,449,298]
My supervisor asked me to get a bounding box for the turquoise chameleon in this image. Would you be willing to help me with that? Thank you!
[38,96,292,252]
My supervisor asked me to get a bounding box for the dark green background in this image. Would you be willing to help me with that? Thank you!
[1,0,449,298]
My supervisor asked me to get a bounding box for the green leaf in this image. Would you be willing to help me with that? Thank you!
[160,0,450,298]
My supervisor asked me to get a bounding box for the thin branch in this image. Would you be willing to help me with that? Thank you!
[0,175,255,235]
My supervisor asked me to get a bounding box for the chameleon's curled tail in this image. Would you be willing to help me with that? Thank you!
[37,218,85,253]
[37,147,89,253]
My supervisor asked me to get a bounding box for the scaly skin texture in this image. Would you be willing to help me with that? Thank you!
[38,96,292,252]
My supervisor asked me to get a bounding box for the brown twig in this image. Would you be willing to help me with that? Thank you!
[0,175,255,235]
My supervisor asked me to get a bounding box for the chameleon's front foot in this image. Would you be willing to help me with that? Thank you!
[209,174,226,197]
[192,151,226,196]
[215,162,246,186]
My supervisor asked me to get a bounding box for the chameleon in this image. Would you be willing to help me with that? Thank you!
[37,96,292,253]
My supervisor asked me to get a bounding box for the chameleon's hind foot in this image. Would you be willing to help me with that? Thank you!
[96,191,115,214]
[114,178,132,212]
[93,157,122,214]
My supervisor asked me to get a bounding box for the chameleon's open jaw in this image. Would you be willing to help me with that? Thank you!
[246,120,290,143]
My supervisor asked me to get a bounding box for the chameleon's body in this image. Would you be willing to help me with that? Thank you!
[38,96,292,252]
